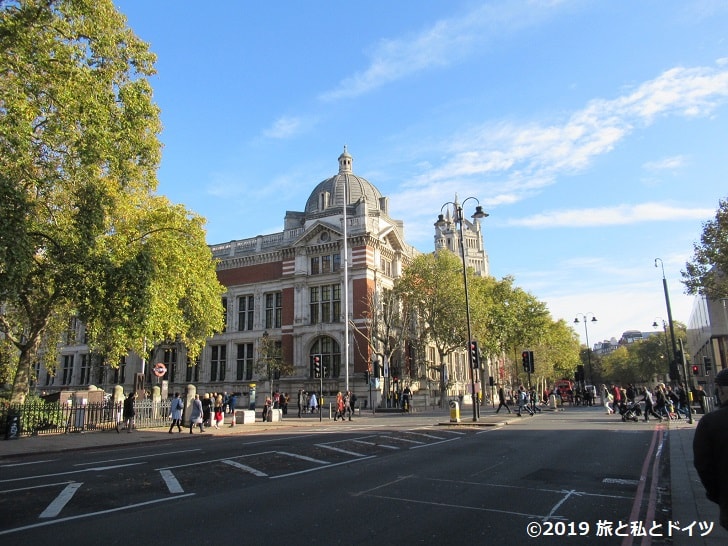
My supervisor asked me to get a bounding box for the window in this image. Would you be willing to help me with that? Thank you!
[265,292,282,329]
[236,343,254,381]
[163,348,177,382]
[238,295,254,331]
[310,284,341,324]
[380,257,392,277]
[62,355,74,386]
[211,345,227,382]
[186,356,200,383]
[114,356,126,385]
[310,253,340,275]
[310,336,341,378]
[79,354,91,386]
[221,297,228,333]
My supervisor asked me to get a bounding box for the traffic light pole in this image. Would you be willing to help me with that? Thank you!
[679,339,693,424]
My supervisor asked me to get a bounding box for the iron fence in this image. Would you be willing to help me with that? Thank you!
[1,399,173,438]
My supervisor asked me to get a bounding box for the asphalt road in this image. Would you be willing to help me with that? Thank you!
[0,408,669,545]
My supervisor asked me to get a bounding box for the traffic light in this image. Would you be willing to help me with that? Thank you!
[313,355,321,378]
[373,360,381,378]
[469,341,480,369]
[703,356,713,373]
[692,364,699,376]
[522,350,534,373]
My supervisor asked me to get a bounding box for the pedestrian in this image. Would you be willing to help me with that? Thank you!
[281,392,289,415]
[168,392,184,433]
[309,392,318,413]
[213,394,224,428]
[602,385,614,414]
[695,385,707,414]
[529,387,542,413]
[495,384,511,414]
[122,392,136,432]
[262,396,272,421]
[344,391,354,421]
[228,392,238,427]
[693,368,728,531]
[189,394,205,433]
[516,386,533,417]
[201,393,212,427]
[297,389,305,418]
[402,385,412,412]
[334,392,345,421]
[642,387,663,422]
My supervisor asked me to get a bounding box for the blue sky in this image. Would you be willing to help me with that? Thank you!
[114,0,728,348]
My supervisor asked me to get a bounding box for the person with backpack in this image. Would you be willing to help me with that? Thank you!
[168,392,184,433]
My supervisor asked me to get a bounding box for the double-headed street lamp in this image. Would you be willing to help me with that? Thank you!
[436,197,488,422]
[574,313,597,385]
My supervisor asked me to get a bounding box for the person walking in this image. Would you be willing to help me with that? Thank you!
[228,392,238,427]
[334,392,345,421]
[693,368,728,531]
[495,384,511,414]
[309,392,318,414]
[344,391,354,421]
[122,392,136,432]
[189,394,205,433]
[529,387,542,413]
[168,392,184,433]
[297,389,305,418]
[213,394,224,428]
[516,386,534,417]
[201,393,212,427]
[642,387,663,422]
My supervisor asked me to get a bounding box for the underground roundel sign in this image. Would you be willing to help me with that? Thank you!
[153,362,167,377]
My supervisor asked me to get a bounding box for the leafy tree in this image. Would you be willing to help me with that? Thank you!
[395,252,466,404]
[0,0,224,402]
[683,197,728,299]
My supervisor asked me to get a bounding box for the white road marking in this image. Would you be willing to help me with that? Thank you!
[0,481,74,494]
[602,478,639,486]
[159,469,184,494]
[0,459,57,468]
[221,459,268,477]
[74,449,201,466]
[39,482,82,518]
[351,439,399,450]
[277,451,329,465]
[0,462,145,484]
[314,444,367,457]
[0,493,195,536]
[271,455,375,479]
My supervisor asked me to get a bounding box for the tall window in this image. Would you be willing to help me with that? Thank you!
[265,292,282,329]
[163,348,177,382]
[32,361,40,388]
[236,343,254,381]
[211,345,227,382]
[186,356,200,383]
[114,356,126,385]
[62,355,74,385]
[311,253,340,275]
[238,295,254,331]
[221,297,228,333]
[310,284,341,324]
[79,354,91,386]
[310,336,341,378]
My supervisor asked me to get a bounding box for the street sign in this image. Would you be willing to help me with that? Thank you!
[153,362,167,377]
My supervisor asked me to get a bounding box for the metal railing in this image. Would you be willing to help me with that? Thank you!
[1,399,172,438]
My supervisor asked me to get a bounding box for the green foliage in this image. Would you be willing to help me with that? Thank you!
[683,197,728,299]
[0,1,224,402]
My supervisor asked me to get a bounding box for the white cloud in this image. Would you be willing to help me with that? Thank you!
[507,202,714,228]
[643,155,687,172]
[396,63,728,206]
[262,116,304,139]
[319,1,565,101]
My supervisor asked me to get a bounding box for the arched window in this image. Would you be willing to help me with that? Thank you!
[310,336,341,378]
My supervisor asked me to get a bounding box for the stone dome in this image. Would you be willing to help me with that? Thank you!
[305,147,383,214]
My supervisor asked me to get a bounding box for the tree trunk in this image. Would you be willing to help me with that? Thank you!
[11,337,41,404]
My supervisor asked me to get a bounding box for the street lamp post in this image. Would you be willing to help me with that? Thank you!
[652,318,671,365]
[436,197,488,422]
[655,258,680,381]
[574,313,597,385]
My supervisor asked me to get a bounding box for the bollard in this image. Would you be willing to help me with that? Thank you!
[449,400,460,423]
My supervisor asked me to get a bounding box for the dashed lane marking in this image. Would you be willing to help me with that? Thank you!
[39,482,82,518]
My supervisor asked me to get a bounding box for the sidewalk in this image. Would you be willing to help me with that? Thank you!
[669,416,728,545]
[0,408,516,459]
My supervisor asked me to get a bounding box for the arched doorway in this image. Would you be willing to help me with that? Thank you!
[310,336,341,378]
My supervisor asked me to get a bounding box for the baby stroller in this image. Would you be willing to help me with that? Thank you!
[619,400,642,422]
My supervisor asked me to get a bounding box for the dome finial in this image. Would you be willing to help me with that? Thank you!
[338,146,353,174]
